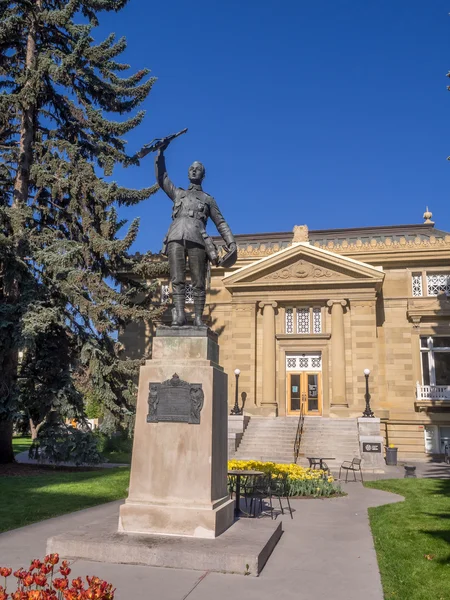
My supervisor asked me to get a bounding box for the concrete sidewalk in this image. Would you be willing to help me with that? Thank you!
[0,482,402,600]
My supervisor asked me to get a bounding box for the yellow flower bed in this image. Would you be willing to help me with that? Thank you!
[228,459,334,483]
[228,460,337,497]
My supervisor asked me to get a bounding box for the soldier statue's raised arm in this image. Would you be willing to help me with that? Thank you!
[155,138,237,327]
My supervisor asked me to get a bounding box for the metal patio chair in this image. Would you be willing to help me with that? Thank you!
[339,458,364,482]
[244,475,273,518]
[270,474,293,519]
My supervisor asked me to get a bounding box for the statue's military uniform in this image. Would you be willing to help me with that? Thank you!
[155,153,235,325]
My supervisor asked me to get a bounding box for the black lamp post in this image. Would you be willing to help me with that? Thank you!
[362,368,375,418]
[230,369,242,415]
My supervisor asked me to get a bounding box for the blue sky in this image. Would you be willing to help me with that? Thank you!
[96,1,450,253]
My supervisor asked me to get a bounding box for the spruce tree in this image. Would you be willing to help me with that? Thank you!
[0,0,167,462]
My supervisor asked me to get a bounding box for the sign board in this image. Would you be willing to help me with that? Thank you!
[362,442,381,453]
[147,373,204,424]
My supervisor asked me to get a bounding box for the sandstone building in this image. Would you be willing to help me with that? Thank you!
[124,211,450,461]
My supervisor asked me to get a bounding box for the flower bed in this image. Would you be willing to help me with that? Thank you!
[228,460,339,497]
[0,554,114,599]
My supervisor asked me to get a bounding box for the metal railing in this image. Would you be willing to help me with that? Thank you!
[416,382,450,400]
[293,396,305,464]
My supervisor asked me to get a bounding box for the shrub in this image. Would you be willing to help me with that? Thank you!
[228,459,339,497]
[29,422,102,466]
[94,430,133,456]
[0,553,114,599]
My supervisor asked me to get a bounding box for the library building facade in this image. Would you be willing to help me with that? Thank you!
[124,212,450,460]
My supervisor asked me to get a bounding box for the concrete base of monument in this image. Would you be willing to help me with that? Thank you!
[47,512,282,577]
[118,496,235,538]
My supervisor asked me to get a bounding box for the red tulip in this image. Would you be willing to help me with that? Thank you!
[13,570,26,580]
[30,560,42,571]
[71,579,83,590]
[0,569,12,578]
[53,578,68,590]
[33,574,47,587]
[59,567,71,577]
[23,573,34,587]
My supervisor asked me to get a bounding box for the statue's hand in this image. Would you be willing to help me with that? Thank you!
[228,242,237,252]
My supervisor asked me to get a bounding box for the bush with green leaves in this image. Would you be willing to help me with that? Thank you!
[95,430,132,455]
[29,421,102,466]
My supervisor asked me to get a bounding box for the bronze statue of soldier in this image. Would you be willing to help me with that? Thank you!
[153,135,237,327]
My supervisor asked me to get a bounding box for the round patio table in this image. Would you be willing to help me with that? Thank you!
[227,470,264,517]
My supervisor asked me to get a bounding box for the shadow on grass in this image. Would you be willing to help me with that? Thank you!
[0,468,130,534]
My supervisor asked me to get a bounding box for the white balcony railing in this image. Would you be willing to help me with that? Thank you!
[416,382,450,400]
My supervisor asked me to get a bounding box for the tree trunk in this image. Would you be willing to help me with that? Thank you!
[29,418,44,441]
[0,3,41,464]
[0,421,14,464]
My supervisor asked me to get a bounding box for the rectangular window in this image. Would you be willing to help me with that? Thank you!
[297,308,310,334]
[440,427,450,453]
[185,284,194,304]
[421,352,430,386]
[434,353,450,386]
[426,274,450,297]
[412,273,423,297]
[285,308,294,334]
[161,284,170,304]
[420,336,450,387]
[313,307,322,333]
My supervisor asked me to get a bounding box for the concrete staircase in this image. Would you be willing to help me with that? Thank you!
[233,416,361,466]
[233,417,298,463]
[298,417,361,467]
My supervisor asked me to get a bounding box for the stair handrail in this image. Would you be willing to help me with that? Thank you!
[293,398,305,464]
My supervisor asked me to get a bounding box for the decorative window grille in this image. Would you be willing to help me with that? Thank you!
[185,284,194,304]
[311,356,321,369]
[161,284,170,304]
[287,357,297,369]
[286,353,322,371]
[298,356,309,368]
[412,274,423,297]
[426,274,450,297]
[285,308,294,334]
[313,308,322,333]
[297,308,310,334]
[161,283,194,304]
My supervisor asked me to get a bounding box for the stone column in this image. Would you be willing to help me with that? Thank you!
[327,299,348,406]
[259,301,278,416]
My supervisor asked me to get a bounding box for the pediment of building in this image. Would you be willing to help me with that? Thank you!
[224,242,384,290]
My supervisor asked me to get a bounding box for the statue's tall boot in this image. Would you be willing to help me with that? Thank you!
[172,293,186,327]
[193,295,206,328]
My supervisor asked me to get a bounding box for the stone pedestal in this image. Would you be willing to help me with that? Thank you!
[118,327,234,539]
[358,417,385,470]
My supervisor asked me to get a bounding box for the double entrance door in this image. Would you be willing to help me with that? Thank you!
[287,372,322,415]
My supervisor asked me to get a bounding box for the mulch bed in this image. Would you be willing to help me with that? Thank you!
[0,463,102,477]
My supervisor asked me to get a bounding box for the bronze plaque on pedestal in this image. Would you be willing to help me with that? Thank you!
[147,373,204,424]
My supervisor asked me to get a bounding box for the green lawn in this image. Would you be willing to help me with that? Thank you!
[12,436,33,456]
[0,468,130,533]
[366,479,450,600]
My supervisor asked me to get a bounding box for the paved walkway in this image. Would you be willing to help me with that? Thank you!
[0,482,402,600]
